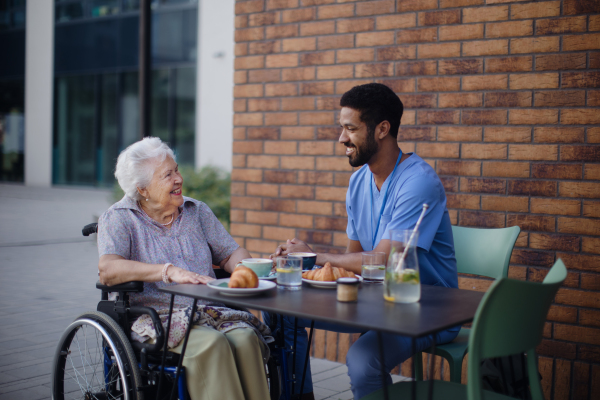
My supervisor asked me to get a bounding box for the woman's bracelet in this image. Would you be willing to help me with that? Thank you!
[162,263,174,284]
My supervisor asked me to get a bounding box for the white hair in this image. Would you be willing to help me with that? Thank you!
[114,137,176,200]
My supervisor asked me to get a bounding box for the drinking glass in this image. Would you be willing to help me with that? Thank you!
[384,229,420,303]
[276,256,302,291]
[361,252,386,283]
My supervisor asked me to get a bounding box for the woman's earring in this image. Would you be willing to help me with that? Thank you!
[146,198,149,201]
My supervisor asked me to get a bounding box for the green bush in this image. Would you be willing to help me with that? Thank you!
[112,165,231,230]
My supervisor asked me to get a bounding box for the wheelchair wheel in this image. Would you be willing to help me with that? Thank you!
[266,355,282,400]
[52,311,143,400]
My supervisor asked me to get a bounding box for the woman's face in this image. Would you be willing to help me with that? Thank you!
[143,156,184,211]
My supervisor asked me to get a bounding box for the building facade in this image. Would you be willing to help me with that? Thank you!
[0,0,235,187]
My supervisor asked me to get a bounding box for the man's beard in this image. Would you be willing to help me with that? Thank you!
[347,126,378,167]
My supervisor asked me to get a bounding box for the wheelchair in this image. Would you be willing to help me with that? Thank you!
[51,222,288,400]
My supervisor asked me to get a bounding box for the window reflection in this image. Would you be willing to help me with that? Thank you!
[0,79,25,182]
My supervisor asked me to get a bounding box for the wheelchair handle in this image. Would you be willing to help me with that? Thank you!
[82,223,98,236]
[129,306,166,353]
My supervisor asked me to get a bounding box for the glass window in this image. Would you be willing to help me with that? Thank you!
[99,73,119,186]
[90,0,119,18]
[174,67,195,165]
[120,71,139,151]
[0,79,25,182]
[151,69,170,142]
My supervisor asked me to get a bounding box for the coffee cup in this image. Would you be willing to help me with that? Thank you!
[240,258,273,277]
[288,252,317,271]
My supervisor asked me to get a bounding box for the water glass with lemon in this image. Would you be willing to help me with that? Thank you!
[384,229,421,303]
[361,252,386,283]
[276,256,302,290]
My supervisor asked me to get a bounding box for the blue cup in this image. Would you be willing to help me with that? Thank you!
[288,252,317,271]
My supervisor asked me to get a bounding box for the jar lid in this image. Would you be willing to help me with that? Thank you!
[337,277,359,285]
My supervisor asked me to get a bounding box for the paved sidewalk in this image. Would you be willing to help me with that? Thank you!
[0,184,408,400]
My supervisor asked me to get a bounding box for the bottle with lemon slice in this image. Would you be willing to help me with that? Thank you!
[384,230,421,303]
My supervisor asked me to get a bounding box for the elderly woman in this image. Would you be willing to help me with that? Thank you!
[98,137,270,400]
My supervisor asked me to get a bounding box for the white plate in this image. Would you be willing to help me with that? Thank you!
[302,275,363,289]
[207,279,276,296]
[259,273,277,281]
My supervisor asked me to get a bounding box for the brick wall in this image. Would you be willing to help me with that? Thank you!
[232,0,600,398]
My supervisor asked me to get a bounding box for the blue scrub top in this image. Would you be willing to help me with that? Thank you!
[346,153,458,288]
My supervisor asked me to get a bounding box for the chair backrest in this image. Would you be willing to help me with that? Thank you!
[452,225,520,280]
[466,259,567,400]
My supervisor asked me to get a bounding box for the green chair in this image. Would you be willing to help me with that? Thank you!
[415,225,521,383]
[363,258,567,400]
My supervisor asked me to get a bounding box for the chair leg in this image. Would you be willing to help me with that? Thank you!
[448,355,464,384]
[414,352,424,381]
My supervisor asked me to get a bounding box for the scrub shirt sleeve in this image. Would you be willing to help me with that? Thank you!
[346,185,359,242]
[384,171,446,252]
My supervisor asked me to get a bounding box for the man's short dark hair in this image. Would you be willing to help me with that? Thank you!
[340,83,403,139]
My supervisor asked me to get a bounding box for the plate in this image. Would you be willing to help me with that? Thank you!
[302,275,363,289]
[207,279,276,296]
[259,272,277,281]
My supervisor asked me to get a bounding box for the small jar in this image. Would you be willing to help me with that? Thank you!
[337,277,359,302]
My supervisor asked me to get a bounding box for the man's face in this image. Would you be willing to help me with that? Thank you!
[339,107,378,167]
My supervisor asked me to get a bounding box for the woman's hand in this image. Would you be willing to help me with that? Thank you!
[271,238,314,258]
[168,266,214,285]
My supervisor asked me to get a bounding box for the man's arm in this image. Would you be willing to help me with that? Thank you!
[275,238,392,275]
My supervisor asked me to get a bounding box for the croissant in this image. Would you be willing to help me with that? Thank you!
[228,265,259,288]
[302,262,356,281]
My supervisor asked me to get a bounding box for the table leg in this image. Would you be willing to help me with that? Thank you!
[299,320,315,399]
[376,331,388,400]
[157,294,176,400]
[292,317,298,396]
[427,337,436,400]
[411,338,416,400]
[169,299,198,400]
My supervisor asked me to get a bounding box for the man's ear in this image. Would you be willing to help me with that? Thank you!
[377,120,391,140]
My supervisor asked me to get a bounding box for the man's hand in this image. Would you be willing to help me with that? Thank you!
[271,238,314,258]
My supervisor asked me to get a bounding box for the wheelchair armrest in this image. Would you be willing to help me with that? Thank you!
[129,306,165,353]
[96,280,145,293]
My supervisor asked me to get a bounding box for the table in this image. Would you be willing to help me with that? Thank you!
[158,282,484,399]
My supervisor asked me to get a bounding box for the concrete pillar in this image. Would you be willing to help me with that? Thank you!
[196,0,234,172]
[24,0,54,186]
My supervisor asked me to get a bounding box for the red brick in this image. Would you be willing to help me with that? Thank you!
[558,217,600,236]
[560,146,600,162]
[397,27,438,44]
[337,48,374,64]
[248,12,277,27]
[439,93,482,108]
[246,181,279,196]
[530,198,581,216]
[356,32,395,47]
[561,72,600,89]
[511,248,555,266]
[355,0,394,16]
[418,10,460,26]
[297,229,332,245]
[463,75,508,91]
[315,157,353,172]
[375,14,417,30]
[263,198,296,213]
[509,144,558,161]
[264,170,297,184]
[300,20,335,36]
[336,18,375,34]
[535,90,585,107]
[537,339,577,359]
[299,51,335,66]
[441,0,484,7]
[231,195,263,210]
[297,200,333,216]
[582,272,600,290]
[281,155,315,169]
[377,46,417,61]
[399,110,416,124]
[537,16,587,35]
[248,40,280,55]
[315,65,352,80]
[397,127,435,141]
[234,99,247,112]
[463,40,509,57]
[507,180,557,197]
[585,164,600,180]
[592,15,600,31]
[482,161,529,178]
[438,24,484,41]
[510,1,560,19]
[245,210,278,225]
[355,63,394,78]
[234,70,247,84]
[509,109,559,125]
[483,127,531,143]
[282,37,316,52]
[317,3,354,20]
[280,213,314,228]
[441,176,458,192]
[248,127,279,140]
[298,141,333,156]
[266,0,299,10]
[511,37,560,54]
[282,97,315,111]
[299,111,334,125]
[266,54,299,68]
[532,163,582,180]
[439,59,483,75]
[507,214,556,233]
[417,77,460,92]
[564,0,600,15]
[530,233,580,252]
[510,73,558,90]
[263,226,298,241]
[235,55,266,70]
[556,288,600,308]
[459,210,506,228]
[560,182,600,199]
[438,126,482,142]
[447,193,480,209]
[484,92,532,108]
[234,111,266,127]
[401,94,437,109]
[460,177,505,194]
[487,20,533,38]
[485,56,532,73]
[280,184,315,200]
[318,34,355,50]
[563,108,600,125]
[592,53,600,69]
[534,127,584,143]
[462,110,507,125]
[417,110,460,125]
[564,33,600,51]
[282,7,315,23]
[265,83,298,97]
[418,43,461,59]
[482,195,528,212]
[265,25,298,40]
[536,53,588,71]
[415,143,460,158]
[300,82,334,96]
[316,127,340,140]
[234,84,265,98]
[554,359,572,400]
[589,90,600,107]
[265,112,298,126]
[297,171,333,185]
[583,237,600,255]
[282,67,316,82]
[463,5,508,23]
[437,160,481,176]
[235,1,264,15]
[315,216,347,231]
[590,128,600,144]
[397,0,437,12]
[315,96,341,111]
[236,27,265,43]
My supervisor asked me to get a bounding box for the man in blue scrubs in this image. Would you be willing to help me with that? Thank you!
[268,83,458,399]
